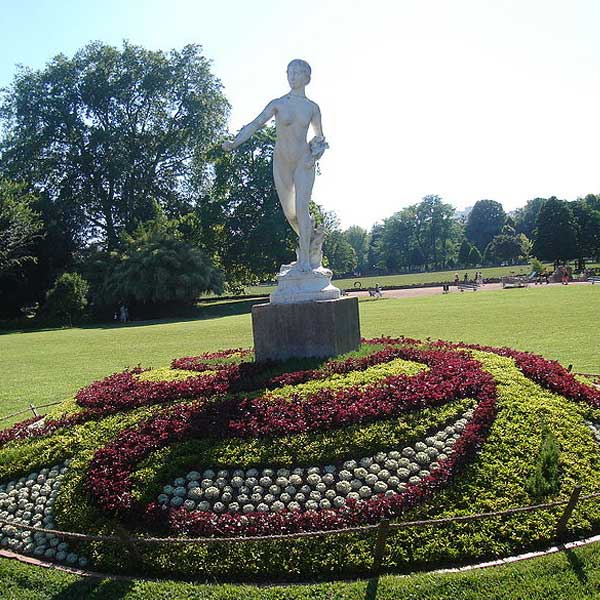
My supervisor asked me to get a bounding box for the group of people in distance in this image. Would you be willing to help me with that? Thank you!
[454,272,483,286]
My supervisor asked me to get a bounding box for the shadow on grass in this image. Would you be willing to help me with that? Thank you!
[0,298,267,336]
[364,576,380,600]
[562,547,589,584]
[50,576,134,599]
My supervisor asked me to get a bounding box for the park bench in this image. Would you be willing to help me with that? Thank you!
[588,276,600,285]
[502,276,529,289]
[458,282,480,292]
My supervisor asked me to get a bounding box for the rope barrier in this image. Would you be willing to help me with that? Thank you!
[0,401,62,423]
[388,492,600,530]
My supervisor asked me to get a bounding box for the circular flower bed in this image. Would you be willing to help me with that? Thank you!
[1,337,599,581]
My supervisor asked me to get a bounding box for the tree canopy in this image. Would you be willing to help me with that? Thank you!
[572,197,600,263]
[43,272,89,326]
[513,197,546,239]
[376,196,458,272]
[0,41,229,249]
[342,226,369,273]
[83,208,223,313]
[532,198,578,263]
[465,200,506,252]
[198,128,295,292]
[0,179,43,274]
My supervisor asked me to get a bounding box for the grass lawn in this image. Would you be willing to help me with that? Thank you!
[2,538,600,599]
[0,285,598,419]
[1,283,600,597]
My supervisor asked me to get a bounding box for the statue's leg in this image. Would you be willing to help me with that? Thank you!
[294,162,316,271]
[273,157,299,236]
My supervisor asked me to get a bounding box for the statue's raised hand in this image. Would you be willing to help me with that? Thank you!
[309,135,329,161]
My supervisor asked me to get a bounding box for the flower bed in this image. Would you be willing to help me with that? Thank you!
[0,345,429,448]
[85,345,496,516]
[158,406,494,537]
[2,337,600,581]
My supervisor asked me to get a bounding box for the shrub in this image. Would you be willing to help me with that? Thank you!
[106,235,223,307]
[526,421,561,498]
[531,257,545,276]
[43,272,89,326]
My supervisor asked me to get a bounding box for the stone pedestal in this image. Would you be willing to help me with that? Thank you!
[252,297,361,363]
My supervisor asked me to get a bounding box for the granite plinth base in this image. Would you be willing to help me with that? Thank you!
[252,297,361,363]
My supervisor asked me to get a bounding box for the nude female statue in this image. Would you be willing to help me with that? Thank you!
[222,59,328,273]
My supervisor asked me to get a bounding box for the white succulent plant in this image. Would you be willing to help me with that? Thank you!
[158,411,468,517]
[0,462,87,567]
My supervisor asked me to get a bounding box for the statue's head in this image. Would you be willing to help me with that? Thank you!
[287,59,311,89]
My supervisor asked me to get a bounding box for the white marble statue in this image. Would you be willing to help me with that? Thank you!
[222,59,340,304]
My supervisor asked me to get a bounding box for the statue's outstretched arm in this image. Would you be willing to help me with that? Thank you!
[223,101,276,150]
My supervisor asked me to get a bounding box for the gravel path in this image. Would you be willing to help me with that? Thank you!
[348,281,590,299]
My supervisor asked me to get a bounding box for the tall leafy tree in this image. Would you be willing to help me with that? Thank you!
[485,223,529,265]
[572,198,600,266]
[367,222,385,273]
[42,272,89,326]
[532,198,578,263]
[199,128,295,291]
[373,196,459,273]
[0,41,229,249]
[582,193,600,212]
[513,198,547,239]
[343,225,369,273]
[465,199,506,252]
[323,230,357,274]
[486,233,524,264]
[0,180,43,274]
[411,195,457,270]
[407,196,460,269]
[378,209,418,272]
[0,180,45,317]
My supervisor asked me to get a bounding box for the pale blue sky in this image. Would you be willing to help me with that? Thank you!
[1,0,599,228]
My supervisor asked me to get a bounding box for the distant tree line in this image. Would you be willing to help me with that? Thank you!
[0,41,599,324]
[344,194,600,277]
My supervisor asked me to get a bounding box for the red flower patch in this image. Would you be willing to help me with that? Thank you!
[428,339,600,408]
[227,347,494,438]
[75,368,233,411]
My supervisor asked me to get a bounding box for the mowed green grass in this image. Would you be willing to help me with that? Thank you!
[1,284,600,597]
[245,264,534,295]
[0,284,598,419]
